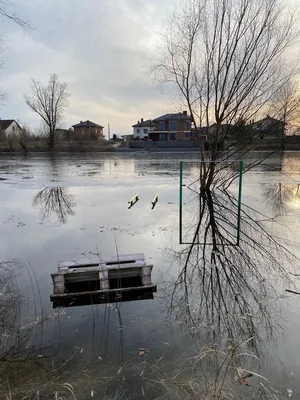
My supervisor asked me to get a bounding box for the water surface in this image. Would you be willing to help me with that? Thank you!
[1,152,300,397]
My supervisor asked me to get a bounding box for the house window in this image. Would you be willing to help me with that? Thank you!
[12,126,15,131]
[185,131,192,137]
[136,128,140,134]
[169,121,176,130]
[143,128,148,134]
[95,129,98,134]
[170,132,176,140]
[184,120,191,128]
[159,122,165,131]
[192,131,196,137]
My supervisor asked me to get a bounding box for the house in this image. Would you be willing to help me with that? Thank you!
[132,119,155,139]
[72,120,104,140]
[250,116,285,139]
[199,124,234,142]
[149,111,194,141]
[0,119,23,138]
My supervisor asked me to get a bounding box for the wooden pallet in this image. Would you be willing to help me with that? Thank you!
[50,253,156,307]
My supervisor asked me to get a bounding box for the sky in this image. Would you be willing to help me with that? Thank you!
[0,0,179,135]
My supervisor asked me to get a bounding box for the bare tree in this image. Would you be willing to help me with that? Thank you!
[269,79,300,148]
[154,1,300,382]
[154,0,300,164]
[24,74,70,148]
[154,0,300,355]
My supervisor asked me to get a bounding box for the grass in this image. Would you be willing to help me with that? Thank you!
[0,358,127,400]
[1,342,283,400]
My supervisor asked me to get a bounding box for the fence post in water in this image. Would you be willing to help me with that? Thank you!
[128,193,139,209]
[179,161,183,244]
[151,194,158,209]
[237,160,243,246]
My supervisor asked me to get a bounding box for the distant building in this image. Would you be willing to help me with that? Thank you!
[121,134,134,143]
[132,119,155,139]
[199,124,234,142]
[72,120,104,140]
[0,119,23,138]
[250,116,285,139]
[150,111,195,141]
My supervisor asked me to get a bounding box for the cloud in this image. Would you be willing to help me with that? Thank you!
[0,0,177,134]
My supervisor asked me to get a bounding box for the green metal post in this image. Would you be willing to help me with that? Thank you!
[179,161,183,244]
[237,160,243,246]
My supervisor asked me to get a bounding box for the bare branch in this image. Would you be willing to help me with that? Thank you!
[154,0,300,162]
[24,73,70,148]
[0,0,31,30]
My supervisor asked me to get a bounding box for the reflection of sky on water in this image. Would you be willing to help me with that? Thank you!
[0,155,185,366]
[1,152,300,391]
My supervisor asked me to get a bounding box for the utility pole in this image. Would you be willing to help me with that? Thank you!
[108,122,111,141]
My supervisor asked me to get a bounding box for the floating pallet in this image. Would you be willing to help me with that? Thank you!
[50,253,157,308]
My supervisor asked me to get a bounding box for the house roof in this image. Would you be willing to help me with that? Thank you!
[72,120,104,128]
[0,119,22,131]
[132,119,155,128]
[153,113,191,122]
[250,116,285,126]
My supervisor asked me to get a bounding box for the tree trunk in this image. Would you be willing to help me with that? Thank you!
[49,130,55,149]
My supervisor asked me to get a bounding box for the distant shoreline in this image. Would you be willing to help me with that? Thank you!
[1,137,300,155]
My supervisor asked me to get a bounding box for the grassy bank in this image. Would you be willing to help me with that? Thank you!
[1,136,300,154]
[0,139,118,154]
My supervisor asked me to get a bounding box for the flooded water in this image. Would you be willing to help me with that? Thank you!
[1,151,300,398]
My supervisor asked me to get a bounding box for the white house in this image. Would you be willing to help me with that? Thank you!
[0,120,23,137]
[132,118,155,139]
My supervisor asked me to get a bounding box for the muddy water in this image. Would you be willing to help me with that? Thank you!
[1,152,300,396]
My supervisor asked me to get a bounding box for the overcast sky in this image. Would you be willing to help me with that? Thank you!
[0,0,179,135]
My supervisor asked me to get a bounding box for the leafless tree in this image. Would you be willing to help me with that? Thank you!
[154,0,300,165]
[269,79,300,147]
[33,187,76,224]
[24,74,70,148]
[154,0,300,363]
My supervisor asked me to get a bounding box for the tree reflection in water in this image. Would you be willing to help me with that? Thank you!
[262,183,300,214]
[33,187,76,224]
[169,164,296,356]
